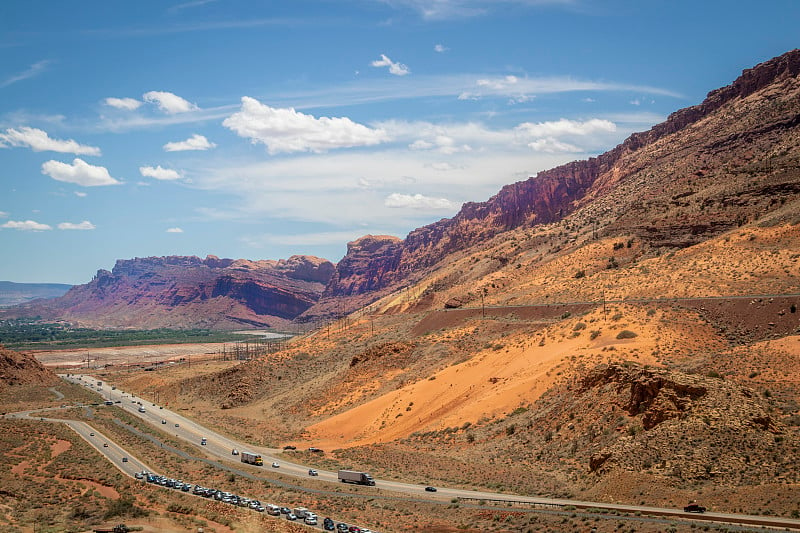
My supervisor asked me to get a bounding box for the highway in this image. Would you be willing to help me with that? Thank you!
[28,374,800,531]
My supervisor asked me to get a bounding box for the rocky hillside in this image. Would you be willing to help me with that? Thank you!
[0,345,58,390]
[314,49,800,312]
[13,255,334,330]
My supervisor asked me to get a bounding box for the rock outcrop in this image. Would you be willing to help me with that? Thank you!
[0,345,58,390]
[20,255,335,330]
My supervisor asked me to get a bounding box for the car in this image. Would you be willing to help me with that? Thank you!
[272,462,280,468]
[231,448,240,455]
[161,419,167,424]
[308,447,323,453]
[305,515,318,525]
[280,507,290,514]
[336,524,349,533]
[286,513,297,521]
[89,432,95,436]
[323,517,335,531]
[308,469,318,476]
[103,443,109,447]
[201,438,207,445]
[174,423,179,427]
[134,472,143,479]
[122,457,128,462]
[348,526,362,533]
[684,503,707,513]
[424,486,437,492]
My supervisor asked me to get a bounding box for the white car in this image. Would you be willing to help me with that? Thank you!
[271,462,280,468]
[308,469,318,476]
[231,449,239,455]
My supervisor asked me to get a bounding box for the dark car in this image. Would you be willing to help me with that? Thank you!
[323,517,335,531]
[684,503,706,513]
[122,457,128,462]
[424,486,437,492]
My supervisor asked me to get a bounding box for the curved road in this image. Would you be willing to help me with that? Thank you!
[37,374,800,531]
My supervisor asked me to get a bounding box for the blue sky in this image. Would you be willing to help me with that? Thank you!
[1,0,798,284]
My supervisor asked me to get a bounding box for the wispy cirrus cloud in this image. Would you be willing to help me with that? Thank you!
[223,96,388,154]
[41,158,120,186]
[1,60,50,88]
[163,133,216,151]
[166,227,184,233]
[380,0,574,20]
[0,127,101,155]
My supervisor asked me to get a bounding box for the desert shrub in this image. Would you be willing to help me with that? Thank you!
[574,270,586,279]
[104,496,148,520]
[589,330,601,340]
[573,322,586,331]
[616,330,638,339]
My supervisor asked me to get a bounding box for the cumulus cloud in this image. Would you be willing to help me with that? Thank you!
[41,158,120,186]
[434,44,448,53]
[166,227,184,233]
[515,118,616,138]
[0,211,8,218]
[140,165,182,181]
[0,127,101,156]
[223,96,388,154]
[163,133,216,151]
[527,137,581,153]
[371,54,410,76]
[58,220,95,230]
[142,91,198,114]
[385,192,455,209]
[104,97,142,110]
[1,220,52,231]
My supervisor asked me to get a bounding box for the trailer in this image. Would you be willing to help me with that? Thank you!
[337,469,375,486]
[240,451,263,466]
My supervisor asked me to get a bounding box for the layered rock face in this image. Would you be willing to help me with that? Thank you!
[322,50,800,299]
[40,255,335,330]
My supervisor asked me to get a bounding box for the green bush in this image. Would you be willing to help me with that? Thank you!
[615,330,638,339]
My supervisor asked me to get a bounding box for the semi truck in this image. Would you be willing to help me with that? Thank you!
[338,470,375,486]
[240,452,263,466]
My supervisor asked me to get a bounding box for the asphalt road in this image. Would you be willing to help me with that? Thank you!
[35,373,800,531]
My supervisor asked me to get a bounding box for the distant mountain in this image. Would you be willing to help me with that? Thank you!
[7,255,335,330]
[0,281,72,308]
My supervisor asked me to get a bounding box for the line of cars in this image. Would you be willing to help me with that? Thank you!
[137,471,378,531]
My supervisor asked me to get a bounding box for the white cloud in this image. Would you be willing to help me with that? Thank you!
[477,75,518,90]
[371,54,410,76]
[385,193,455,209]
[527,137,581,153]
[166,227,184,233]
[74,191,87,197]
[0,60,50,88]
[163,133,216,151]
[0,211,8,218]
[515,118,616,138]
[434,44,448,53]
[381,0,572,20]
[41,158,120,186]
[0,127,101,156]
[142,91,198,114]
[104,97,142,110]
[1,220,52,231]
[58,220,95,230]
[223,96,388,154]
[140,165,182,181]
